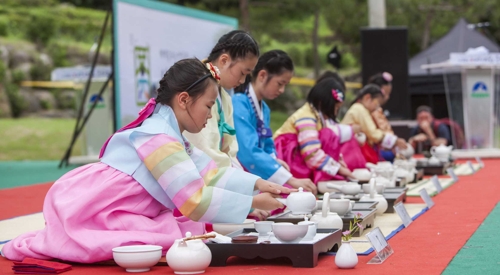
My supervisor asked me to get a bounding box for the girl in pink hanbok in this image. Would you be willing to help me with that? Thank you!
[1,59,291,263]
[274,77,366,184]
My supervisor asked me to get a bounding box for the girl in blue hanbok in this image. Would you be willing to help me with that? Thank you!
[232,50,317,196]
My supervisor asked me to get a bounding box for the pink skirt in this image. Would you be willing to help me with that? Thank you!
[275,128,366,184]
[1,163,205,263]
[339,137,368,170]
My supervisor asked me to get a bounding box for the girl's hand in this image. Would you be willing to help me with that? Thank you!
[339,154,348,169]
[338,166,355,180]
[395,138,408,149]
[255,179,296,195]
[251,193,284,211]
[248,209,270,221]
[276,158,290,171]
[287,177,317,195]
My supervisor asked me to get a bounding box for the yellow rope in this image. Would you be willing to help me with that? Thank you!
[289,77,362,88]
[21,78,362,90]
[20,81,82,89]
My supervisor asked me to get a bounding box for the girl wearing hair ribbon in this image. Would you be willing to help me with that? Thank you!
[1,59,292,263]
[273,77,365,184]
[183,30,260,170]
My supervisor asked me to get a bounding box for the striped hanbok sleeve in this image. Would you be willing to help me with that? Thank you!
[130,131,255,224]
[294,117,341,176]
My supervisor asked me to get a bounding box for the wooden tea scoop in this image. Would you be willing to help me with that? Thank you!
[182,233,216,242]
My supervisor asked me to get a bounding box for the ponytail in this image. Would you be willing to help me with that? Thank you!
[368,72,393,87]
[207,30,259,62]
[350,84,384,107]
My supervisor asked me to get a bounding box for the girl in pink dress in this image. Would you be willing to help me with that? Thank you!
[1,59,291,263]
[274,77,366,184]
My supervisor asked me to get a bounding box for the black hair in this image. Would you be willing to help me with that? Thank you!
[316,71,346,91]
[350,84,384,107]
[207,30,259,63]
[235,49,294,93]
[368,72,391,87]
[307,77,345,121]
[416,105,432,115]
[156,58,217,106]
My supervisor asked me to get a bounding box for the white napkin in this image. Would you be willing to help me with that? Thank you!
[209,232,232,243]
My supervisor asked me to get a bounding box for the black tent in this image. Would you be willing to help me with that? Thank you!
[408,18,500,119]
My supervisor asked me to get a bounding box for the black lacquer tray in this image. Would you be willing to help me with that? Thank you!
[206,228,341,268]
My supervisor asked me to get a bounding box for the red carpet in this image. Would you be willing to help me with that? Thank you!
[1,160,499,274]
[0,182,52,220]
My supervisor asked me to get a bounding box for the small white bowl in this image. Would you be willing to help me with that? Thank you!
[329,198,350,216]
[112,245,162,273]
[362,183,385,194]
[272,223,308,243]
[297,220,317,241]
[254,221,274,236]
[212,219,255,235]
[352,169,372,181]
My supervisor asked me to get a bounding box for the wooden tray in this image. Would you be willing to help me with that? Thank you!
[352,201,378,210]
[384,186,409,193]
[416,161,453,175]
[382,191,405,213]
[329,190,405,213]
[411,169,425,183]
[385,186,408,202]
[394,177,407,187]
[206,228,341,268]
[267,208,375,238]
[266,211,313,224]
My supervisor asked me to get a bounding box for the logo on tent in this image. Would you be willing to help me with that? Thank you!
[471,81,489,98]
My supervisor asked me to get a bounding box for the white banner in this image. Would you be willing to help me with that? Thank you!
[450,53,500,65]
[51,66,112,81]
[113,0,237,129]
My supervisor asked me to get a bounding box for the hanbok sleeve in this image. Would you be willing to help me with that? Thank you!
[233,97,292,185]
[130,132,257,224]
[294,117,341,176]
[326,119,353,144]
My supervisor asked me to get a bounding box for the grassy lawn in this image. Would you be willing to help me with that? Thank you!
[0,118,82,161]
[270,111,288,133]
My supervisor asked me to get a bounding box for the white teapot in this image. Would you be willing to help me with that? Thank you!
[431,144,453,162]
[359,179,388,215]
[311,192,343,229]
[353,168,372,181]
[394,168,413,183]
[396,143,415,159]
[428,156,441,165]
[326,182,361,196]
[286,187,317,215]
[166,232,212,275]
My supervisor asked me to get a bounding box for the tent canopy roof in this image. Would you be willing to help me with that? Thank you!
[409,18,500,76]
